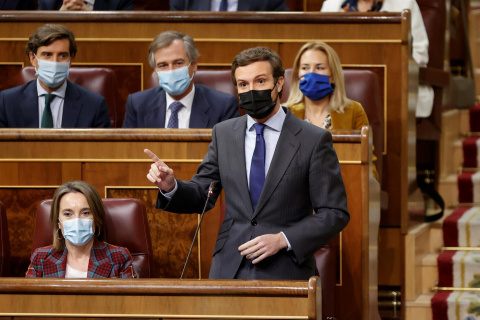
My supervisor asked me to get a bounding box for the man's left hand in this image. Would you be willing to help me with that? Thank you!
[238,233,287,264]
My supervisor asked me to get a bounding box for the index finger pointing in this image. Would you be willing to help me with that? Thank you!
[144,149,165,167]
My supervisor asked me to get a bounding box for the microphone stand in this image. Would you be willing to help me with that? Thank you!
[180,181,218,279]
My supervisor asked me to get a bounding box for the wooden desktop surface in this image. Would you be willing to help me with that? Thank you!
[0,277,321,319]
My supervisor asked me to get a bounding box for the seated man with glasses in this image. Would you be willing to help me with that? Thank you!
[0,24,111,128]
[122,30,239,128]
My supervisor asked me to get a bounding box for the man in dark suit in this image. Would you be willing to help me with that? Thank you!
[145,47,349,280]
[0,24,111,128]
[0,0,36,9]
[38,0,132,10]
[123,31,238,128]
[170,0,288,11]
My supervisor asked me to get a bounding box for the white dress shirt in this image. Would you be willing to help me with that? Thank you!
[37,79,67,128]
[164,85,195,128]
[211,0,238,11]
[244,107,285,188]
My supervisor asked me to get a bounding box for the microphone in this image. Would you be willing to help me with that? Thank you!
[180,180,218,279]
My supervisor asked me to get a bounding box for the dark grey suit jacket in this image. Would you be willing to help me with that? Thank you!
[156,108,349,280]
[0,0,36,9]
[0,80,111,128]
[38,0,132,10]
[122,84,239,128]
[169,0,288,11]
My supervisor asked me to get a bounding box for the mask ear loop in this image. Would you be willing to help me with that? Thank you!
[57,218,63,240]
[272,78,281,104]
[187,61,195,82]
[95,226,101,237]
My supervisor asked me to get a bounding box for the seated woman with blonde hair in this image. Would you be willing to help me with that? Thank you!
[26,181,137,278]
[285,41,379,181]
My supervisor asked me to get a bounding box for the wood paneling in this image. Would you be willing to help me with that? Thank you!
[470,9,480,95]
[0,128,376,319]
[0,187,56,276]
[0,277,321,319]
[0,64,23,92]
[0,12,414,232]
[378,227,402,286]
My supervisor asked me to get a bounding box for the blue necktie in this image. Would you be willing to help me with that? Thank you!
[219,0,228,11]
[41,93,55,128]
[167,101,183,128]
[249,123,266,211]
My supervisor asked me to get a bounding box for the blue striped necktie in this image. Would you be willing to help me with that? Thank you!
[249,123,266,211]
[219,0,228,11]
[167,101,183,128]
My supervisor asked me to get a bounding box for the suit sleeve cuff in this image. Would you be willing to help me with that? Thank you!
[281,231,292,251]
[160,180,178,199]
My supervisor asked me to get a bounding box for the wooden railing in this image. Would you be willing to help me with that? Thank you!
[0,277,322,319]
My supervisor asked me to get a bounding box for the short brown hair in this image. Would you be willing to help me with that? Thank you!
[50,181,106,251]
[231,47,285,97]
[148,30,200,68]
[26,24,77,57]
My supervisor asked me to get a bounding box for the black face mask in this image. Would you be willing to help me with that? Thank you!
[238,81,279,119]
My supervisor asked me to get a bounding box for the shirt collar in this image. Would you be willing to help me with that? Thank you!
[36,79,67,99]
[247,105,286,132]
[165,85,195,112]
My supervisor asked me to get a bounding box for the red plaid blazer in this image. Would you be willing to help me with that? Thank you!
[26,240,137,278]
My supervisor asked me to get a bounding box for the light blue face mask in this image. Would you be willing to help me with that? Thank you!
[61,218,94,246]
[157,64,194,96]
[35,56,70,88]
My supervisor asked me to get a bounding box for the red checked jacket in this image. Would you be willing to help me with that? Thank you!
[25,240,137,278]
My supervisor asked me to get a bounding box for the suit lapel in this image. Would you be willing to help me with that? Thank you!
[21,81,39,128]
[230,117,254,214]
[147,89,167,128]
[253,111,301,217]
[88,242,114,278]
[189,86,210,128]
[42,249,67,277]
[61,81,82,128]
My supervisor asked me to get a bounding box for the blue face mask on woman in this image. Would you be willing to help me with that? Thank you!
[299,72,334,101]
[157,64,193,96]
[61,218,94,246]
[35,56,70,88]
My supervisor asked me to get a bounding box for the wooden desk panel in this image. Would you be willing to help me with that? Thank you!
[0,277,320,319]
[0,128,376,319]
